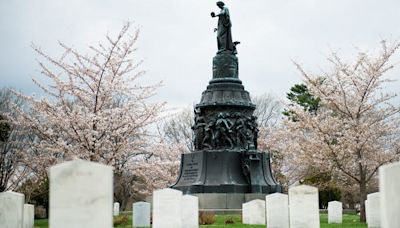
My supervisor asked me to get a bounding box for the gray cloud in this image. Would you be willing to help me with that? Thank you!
[1,0,399,108]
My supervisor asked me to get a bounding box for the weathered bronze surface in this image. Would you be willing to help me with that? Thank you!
[172,2,282,194]
[211,1,234,54]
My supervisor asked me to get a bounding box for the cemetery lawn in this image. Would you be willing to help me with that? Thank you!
[34,213,367,228]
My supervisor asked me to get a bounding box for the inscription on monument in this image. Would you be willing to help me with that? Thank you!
[182,163,199,181]
[180,153,203,184]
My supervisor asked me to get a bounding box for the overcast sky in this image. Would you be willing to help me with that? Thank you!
[1,0,400,109]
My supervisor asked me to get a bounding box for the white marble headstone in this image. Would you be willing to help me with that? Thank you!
[367,192,380,228]
[182,195,199,228]
[242,199,266,225]
[289,185,320,228]
[365,200,370,224]
[380,162,400,228]
[132,201,150,227]
[266,193,289,228]
[23,204,35,228]
[152,188,182,228]
[0,191,25,228]
[113,202,120,216]
[328,201,342,224]
[49,159,113,228]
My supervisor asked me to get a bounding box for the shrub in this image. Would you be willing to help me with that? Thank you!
[199,211,216,225]
[224,216,235,224]
[113,215,129,226]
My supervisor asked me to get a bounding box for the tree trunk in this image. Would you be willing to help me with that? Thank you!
[359,179,367,222]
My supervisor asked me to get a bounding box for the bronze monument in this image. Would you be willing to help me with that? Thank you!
[172,2,281,209]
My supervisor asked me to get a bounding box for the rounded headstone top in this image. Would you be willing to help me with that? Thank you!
[266,192,288,199]
[50,159,112,173]
[153,188,183,196]
[289,185,318,194]
[243,199,265,205]
[367,192,380,200]
[0,191,25,198]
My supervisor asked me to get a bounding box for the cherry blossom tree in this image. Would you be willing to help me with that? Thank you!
[251,94,288,186]
[253,93,283,153]
[12,23,165,185]
[112,127,182,209]
[0,88,32,192]
[131,136,181,194]
[253,93,283,132]
[272,40,400,221]
[159,107,194,154]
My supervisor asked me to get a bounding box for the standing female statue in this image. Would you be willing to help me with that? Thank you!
[211,1,234,53]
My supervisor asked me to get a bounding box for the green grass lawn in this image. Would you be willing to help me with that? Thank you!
[34,213,367,228]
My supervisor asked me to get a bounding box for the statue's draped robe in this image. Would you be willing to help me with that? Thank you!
[217,7,233,53]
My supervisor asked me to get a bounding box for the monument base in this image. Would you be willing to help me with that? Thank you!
[171,150,282,194]
[145,193,265,212]
[193,193,267,210]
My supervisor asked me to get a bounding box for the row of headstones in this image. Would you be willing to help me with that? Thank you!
[243,161,400,228]
[0,192,34,228]
[113,201,152,227]
[0,185,344,228]
[112,191,199,228]
[1,159,399,227]
[242,187,342,227]
[0,160,198,228]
